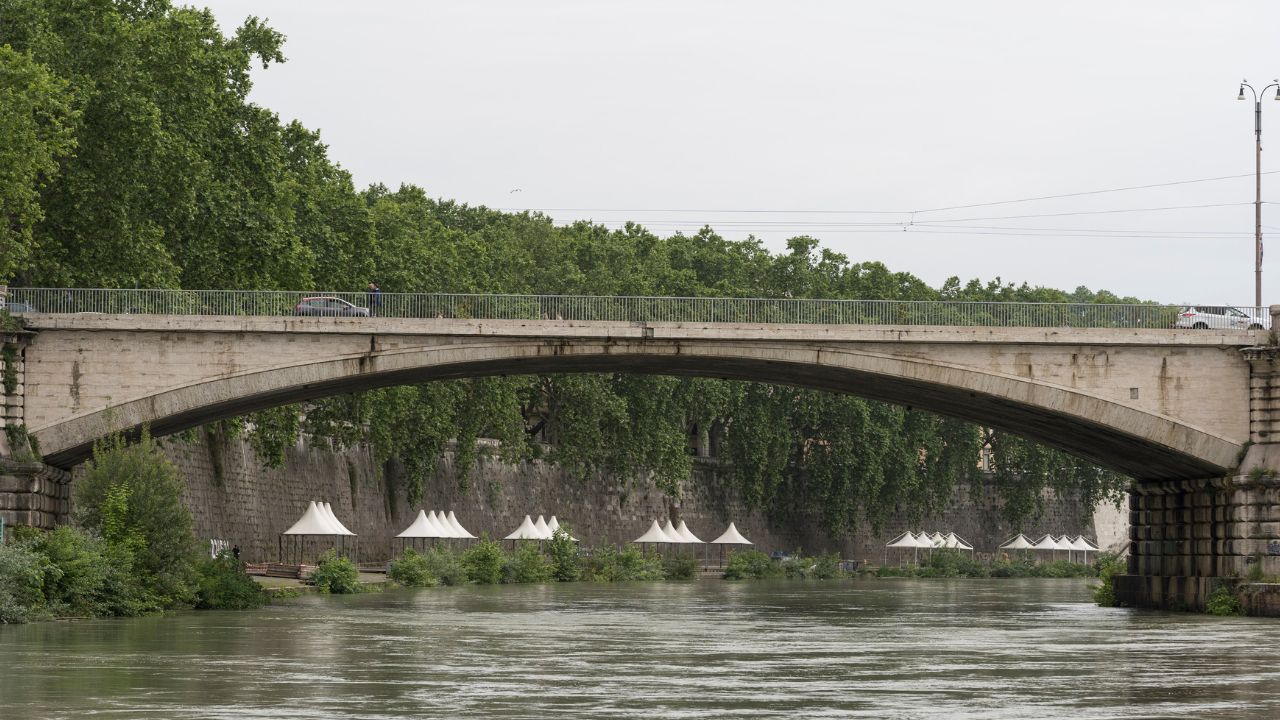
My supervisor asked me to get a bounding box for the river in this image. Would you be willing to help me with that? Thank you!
[2,578,1279,719]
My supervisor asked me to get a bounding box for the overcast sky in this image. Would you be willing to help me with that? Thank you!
[199,0,1280,305]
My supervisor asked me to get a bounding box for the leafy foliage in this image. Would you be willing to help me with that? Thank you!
[75,429,197,607]
[0,542,48,623]
[1206,585,1243,617]
[461,537,505,585]
[1092,552,1127,607]
[547,526,581,582]
[584,546,664,582]
[723,550,784,580]
[388,549,438,588]
[503,541,551,584]
[195,551,267,610]
[311,550,359,594]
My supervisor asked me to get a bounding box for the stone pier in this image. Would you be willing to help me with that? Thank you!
[0,459,71,539]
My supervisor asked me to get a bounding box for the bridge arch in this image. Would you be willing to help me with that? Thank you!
[29,335,1240,480]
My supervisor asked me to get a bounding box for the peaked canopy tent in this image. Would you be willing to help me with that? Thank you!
[709,522,752,566]
[445,511,476,540]
[547,515,578,542]
[1030,534,1062,561]
[1068,536,1100,564]
[534,515,553,539]
[885,531,926,565]
[280,500,351,564]
[505,515,544,543]
[396,510,442,553]
[633,519,676,551]
[943,532,974,552]
[675,521,703,543]
[998,533,1036,561]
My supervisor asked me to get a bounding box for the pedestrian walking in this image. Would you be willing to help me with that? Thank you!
[367,282,381,316]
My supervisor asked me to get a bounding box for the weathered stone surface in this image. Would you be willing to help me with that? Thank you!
[14,315,1251,478]
[136,434,1103,565]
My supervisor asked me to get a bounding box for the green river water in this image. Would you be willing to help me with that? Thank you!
[2,578,1279,719]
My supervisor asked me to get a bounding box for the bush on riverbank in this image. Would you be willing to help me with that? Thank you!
[663,553,698,580]
[311,550,360,594]
[547,527,581,581]
[195,552,267,610]
[504,541,552,584]
[388,549,438,587]
[584,545,664,581]
[462,537,506,584]
[1092,553,1126,607]
[724,550,783,580]
[873,550,1103,581]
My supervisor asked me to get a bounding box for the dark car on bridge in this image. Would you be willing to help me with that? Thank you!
[293,296,370,317]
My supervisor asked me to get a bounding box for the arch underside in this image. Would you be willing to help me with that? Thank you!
[32,342,1239,480]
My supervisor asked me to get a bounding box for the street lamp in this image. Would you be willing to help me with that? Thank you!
[1238,78,1280,308]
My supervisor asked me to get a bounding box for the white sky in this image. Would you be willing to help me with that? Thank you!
[199,0,1280,305]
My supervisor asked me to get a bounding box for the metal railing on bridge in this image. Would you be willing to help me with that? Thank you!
[1,288,1269,330]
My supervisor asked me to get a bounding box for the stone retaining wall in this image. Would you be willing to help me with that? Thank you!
[154,434,1104,565]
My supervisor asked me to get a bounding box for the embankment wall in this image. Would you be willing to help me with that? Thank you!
[158,435,1106,564]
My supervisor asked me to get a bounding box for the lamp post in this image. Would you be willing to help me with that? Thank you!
[1238,79,1280,308]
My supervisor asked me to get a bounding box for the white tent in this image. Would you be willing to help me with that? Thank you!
[279,501,347,563]
[633,519,673,545]
[426,511,453,538]
[1031,534,1061,561]
[534,515,553,540]
[929,531,946,547]
[1069,535,1099,563]
[709,522,752,566]
[675,520,703,543]
[397,510,436,538]
[446,510,476,539]
[711,522,752,545]
[661,520,686,544]
[505,515,543,541]
[885,530,924,565]
[999,533,1036,550]
[943,532,974,552]
[913,531,938,549]
[547,516,560,533]
[322,502,356,536]
[1052,535,1075,561]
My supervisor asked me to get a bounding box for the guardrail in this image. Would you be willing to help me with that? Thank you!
[0,288,1271,330]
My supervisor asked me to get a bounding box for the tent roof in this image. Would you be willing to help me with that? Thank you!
[675,520,703,544]
[999,534,1036,550]
[427,511,455,538]
[505,515,543,541]
[1052,535,1075,551]
[397,510,438,538]
[944,532,974,550]
[534,515,553,540]
[282,501,343,535]
[547,516,560,533]
[1030,534,1060,551]
[446,510,476,539]
[710,522,752,545]
[322,502,356,536]
[633,519,674,544]
[1069,536,1099,551]
[661,520,687,543]
[914,532,939,548]
[885,531,921,548]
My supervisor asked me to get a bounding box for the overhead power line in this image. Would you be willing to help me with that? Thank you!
[502,171,1280,218]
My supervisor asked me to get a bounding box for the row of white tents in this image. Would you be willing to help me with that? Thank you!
[633,519,752,547]
[504,514,572,541]
[882,530,1101,565]
[396,510,476,540]
[884,531,974,564]
[998,533,1099,562]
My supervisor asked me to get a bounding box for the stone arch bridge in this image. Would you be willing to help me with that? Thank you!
[3,295,1280,611]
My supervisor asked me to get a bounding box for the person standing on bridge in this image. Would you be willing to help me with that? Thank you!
[367,282,381,317]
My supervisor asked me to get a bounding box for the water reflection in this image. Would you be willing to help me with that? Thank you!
[2,578,1280,719]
